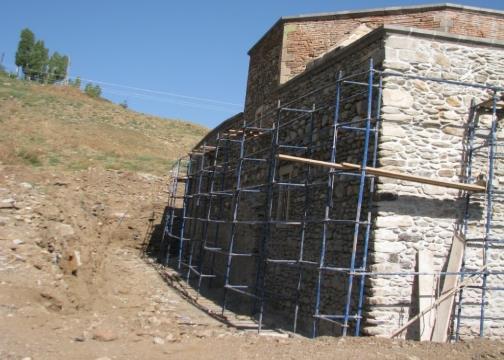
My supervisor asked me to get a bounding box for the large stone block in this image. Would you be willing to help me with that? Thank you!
[376,215,414,228]
[382,88,414,109]
[374,240,406,254]
[386,36,417,50]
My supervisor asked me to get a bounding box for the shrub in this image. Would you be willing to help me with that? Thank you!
[69,77,81,89]
[84,83,102,98]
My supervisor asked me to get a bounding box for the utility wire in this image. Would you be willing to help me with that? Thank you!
[103,88,238,113]
[3,65,244,112]
[79,77,243,107]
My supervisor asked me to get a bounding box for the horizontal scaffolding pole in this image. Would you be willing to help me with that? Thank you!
[277,154,486,193]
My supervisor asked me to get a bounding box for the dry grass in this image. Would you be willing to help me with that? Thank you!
[0,72,208,174]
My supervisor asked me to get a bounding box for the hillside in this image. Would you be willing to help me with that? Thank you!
[1,74,503,359]
[0,72,207,174]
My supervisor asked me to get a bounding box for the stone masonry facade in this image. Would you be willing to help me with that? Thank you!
[182,4,504,339]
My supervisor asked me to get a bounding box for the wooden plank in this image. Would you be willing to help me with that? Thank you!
[417,249,436,341]
[390,264,486,339]
[277,154,486,193]
[431,234,465,342]
[476,94,504,110]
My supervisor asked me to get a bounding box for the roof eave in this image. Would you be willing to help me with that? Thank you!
[247,3,504,54]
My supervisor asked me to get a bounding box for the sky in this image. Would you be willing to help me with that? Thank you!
[1,0,503,128]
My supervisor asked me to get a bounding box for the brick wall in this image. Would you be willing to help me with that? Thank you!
[244,5,504,128]
[281,9,504,84]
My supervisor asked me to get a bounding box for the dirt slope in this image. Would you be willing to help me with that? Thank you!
[0,165,503,360]
[0,72,207,174]
[0,74,503,359]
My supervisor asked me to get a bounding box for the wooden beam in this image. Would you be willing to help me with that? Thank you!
[431,234,465,342]
[389,265,486,339]
[475,94,504,110]
[277,154,486,193]
[417,249,436,341]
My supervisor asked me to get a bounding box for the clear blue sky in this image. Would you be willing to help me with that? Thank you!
[1,0,503,128]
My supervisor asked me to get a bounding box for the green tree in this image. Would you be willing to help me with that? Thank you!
[69,76,81,88]
[84,83,102,98]
[15,28,35,76]
[47,52,69,83]
[26,40,48,81]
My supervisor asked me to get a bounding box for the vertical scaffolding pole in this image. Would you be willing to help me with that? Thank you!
[185,145,208,282]
[342,58,375,336]
[455,98,478,341]
[480,91,498,337]
[222,123,247,314]
[257,102,282,331]
[177,155,193,270]
[312,70,343,337]
[196,135,222,295]
[355,72,382,336]
[293,104,316,333]
[162,159,181,264]
[207,137,231,289]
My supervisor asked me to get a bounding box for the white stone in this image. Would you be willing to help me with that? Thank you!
[382,88,414,109]
[386,36,417,49]
[376,215,414,228]
[422,184,448,196]
[383,60,410,71]
[382,113,413,122]
[441,111,460,120]
[370,263,401,273]
[374,241,406,254]
[0,198,16,209]
[20,182,33,189]
[374,229,398,241]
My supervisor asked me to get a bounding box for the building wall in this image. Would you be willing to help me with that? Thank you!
[186,32,385,335]
[182,24,504,339]
[365,32,504,339]
[244,25,284,122]
[245,6,504,130]
[281,9,504,84]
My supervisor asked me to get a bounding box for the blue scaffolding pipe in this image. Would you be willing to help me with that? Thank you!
[455,98,478,341]
[355,72,382,336]
[176,156,193,270]
[159,59,502,341]
[312,69,343,337]
[480,91,499,337]
[341,58,375,336]
[256,102,282,331]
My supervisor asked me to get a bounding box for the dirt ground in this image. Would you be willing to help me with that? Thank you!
[1,164,504,360]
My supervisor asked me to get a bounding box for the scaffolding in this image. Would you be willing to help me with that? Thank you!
[161,59,504,340]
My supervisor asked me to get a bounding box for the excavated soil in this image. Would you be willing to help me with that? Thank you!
[1,164,504,360]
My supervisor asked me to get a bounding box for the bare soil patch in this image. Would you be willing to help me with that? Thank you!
[0,165,503,359]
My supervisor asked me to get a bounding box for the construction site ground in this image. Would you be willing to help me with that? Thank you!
[1,164,504,360]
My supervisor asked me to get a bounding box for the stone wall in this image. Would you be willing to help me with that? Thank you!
[364,31,504,338]
[179,25,504,339]
[183,31,385,335]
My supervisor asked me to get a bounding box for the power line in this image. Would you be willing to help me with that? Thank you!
[3,65,244,111]
[102,88,238,113]
[79,77,243,107]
